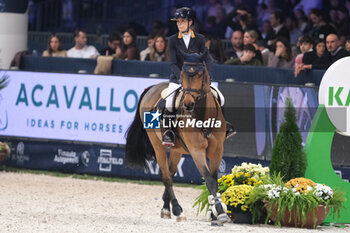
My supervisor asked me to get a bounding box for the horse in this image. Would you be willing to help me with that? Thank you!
[125,53,230,226]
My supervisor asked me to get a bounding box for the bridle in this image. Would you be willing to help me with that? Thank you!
[181,61,210,104]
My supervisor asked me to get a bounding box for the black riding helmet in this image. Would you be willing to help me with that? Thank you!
[171,7,196,33]
[171,7,195,21]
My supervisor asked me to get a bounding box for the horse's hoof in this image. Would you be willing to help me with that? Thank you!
[211,220,223,226]
[176,213,187,222]
[160,208,171,219]
[217,213,231,224]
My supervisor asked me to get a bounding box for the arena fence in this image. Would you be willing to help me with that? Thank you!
[0,70,349,183]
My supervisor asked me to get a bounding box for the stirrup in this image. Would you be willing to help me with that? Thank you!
[225,121,236,139]
[162,129,175,147]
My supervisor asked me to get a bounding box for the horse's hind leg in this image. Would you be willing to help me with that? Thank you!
[159,150,186,221]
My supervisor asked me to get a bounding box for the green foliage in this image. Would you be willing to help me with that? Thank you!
[0,75,9,91]
[248,174,346,227]
[193,181,228,215]
[270,98,307,181]
[193,163,269,216]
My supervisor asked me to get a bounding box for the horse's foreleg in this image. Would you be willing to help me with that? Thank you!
[191,148,230,225]
[207,142,231,224]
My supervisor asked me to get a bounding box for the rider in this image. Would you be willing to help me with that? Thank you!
[162,7,236,146]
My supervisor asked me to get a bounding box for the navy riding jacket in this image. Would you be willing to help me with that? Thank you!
[168,31,213,83]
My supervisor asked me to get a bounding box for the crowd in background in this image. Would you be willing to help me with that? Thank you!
[40,0,350,76]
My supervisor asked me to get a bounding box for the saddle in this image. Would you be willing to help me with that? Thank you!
[157,86,220,111]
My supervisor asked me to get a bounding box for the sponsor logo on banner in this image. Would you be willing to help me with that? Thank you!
[54,149,79,164]
[319,57,350,135]
[143,110,161,129]
[145,158,185,177]
[13,142,29,165]
[218,159,227,178]
[80,150,90,167]
[97,149,123,172]
[0,71,165,144]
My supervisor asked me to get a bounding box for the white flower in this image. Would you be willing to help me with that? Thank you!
[313,183,333,201]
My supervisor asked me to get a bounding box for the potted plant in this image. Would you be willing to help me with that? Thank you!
[248,175,346,228]
[269,98,307,182]
[193,162,270,223]
[0,75,10,163]
[0,141,11,162]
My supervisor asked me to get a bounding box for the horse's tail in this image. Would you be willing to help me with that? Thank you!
[125,85,155,169]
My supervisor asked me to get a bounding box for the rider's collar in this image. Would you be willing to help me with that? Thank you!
[178,30,195,39]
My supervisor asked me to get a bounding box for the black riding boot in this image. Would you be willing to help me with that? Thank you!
[221,106,236,139]
[162,110,175,147]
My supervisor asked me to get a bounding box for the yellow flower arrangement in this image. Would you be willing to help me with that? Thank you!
[194,163,270,218]
[285,177,315,194]
[222,185,254,212]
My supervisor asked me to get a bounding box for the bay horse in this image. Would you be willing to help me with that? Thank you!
[125,53,230,226]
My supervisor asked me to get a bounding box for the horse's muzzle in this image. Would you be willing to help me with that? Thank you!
[183,102,194,112]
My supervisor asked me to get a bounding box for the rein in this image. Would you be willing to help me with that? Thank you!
[179,62,219,138]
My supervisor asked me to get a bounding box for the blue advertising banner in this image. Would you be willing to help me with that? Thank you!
[1,139,348,184]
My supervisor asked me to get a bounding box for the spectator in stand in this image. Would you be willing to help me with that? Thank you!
[260,20,272,42]
[294,39,326,76]
[151,20,166,37]
[256,3,270,31]
[42,35,67,57]
[336,6,350,38]
[205,16,218,36]
[206,36,226,63]
[224,30,243,60]
[215,6,227,38]
[329,7,338,30]
[222,0,234,14]
[225,44,262,66]
[100,32,121,56]
[285,16,303,45]
[308,9,336,40]
[296,34,349,74]
[294,35,313,68]
[265,10,290,46]
[346,0,350,15]
[116,29,140,60]
[294,8,308,33]
[145,35,169,62]
[267,37,295,68]
[293,0,322,15]
[140,35,154,61]
[243,30,263,63]
[207,0,221,17]
[67,30,99,58]
[345,36,350,52]
[225,7,258,33]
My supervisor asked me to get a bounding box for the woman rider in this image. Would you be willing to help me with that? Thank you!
[163,7,235,146]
